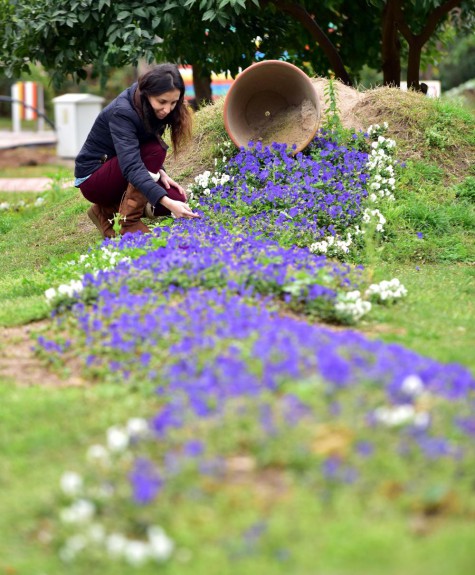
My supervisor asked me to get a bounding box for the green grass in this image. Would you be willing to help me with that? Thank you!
[1,382,475,575]
[0,91,474,574]
[362,263,474,371]
[0,188,97,325]
[0,163,68,178]
[0,383,157,575]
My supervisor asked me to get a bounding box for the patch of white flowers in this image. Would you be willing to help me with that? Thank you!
[187,140,233,201]
[373,374,428,428]
[0,197,45,211]
[190,169,232,197]
[45,279,84,303]
[374,404,430,429]
[366,124,398,203]
[58,418,176,567]
[365,278,407,303]
[362,207,387,232]
[309,231,354,256]
[68,247,131,274]
[334,290,372,323]
[331,278,407,323]
[44,247,131,306]
[59,522,174,566]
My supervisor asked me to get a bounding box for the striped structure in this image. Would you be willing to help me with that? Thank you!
[11,82,45,131]
[178,66,234,100]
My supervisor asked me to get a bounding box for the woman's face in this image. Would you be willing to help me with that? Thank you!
[148,89,181,120]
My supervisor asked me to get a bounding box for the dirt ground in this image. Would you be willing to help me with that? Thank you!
[0,145,73,170]
[0,324,85,387]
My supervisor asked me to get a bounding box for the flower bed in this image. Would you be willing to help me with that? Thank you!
[37,127,475,568]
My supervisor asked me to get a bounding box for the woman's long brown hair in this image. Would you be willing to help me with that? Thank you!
[138,64,193,155]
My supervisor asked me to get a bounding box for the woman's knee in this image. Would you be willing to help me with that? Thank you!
[166,185,185,202]
[140,141,167,171]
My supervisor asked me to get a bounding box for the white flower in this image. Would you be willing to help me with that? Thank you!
[60,499,95,524]
[60,471,83,497]
[309,240,328,254]
[59,534,87,561]
[87,522,106,543]
[124,540,151,566]
[106,426,129,452]
[34,197,45,206]
[86,443,110,464]
[401,374,424,396]
[334,291,371,321]
[57,284,72,296]
[106,533,127,558]
[148,526,175,561]
[374,404,415,427]
[53,279,84,299]
[365,278,407,302]
[44,287,57,302]
[126,417,149,437]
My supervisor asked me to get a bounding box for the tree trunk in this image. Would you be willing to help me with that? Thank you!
[395,0,460,91]
[269,0,353,86]
[406,41,424,90]
[381,0,401,86]
[192,63,213,108]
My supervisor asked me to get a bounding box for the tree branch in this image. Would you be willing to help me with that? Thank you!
[418,0,460,45]
[264,0,352,85]
[395,0,460,46]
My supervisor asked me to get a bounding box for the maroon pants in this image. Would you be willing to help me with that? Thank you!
[79,140,183,216]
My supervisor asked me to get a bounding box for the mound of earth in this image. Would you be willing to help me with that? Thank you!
[311,77,366,133]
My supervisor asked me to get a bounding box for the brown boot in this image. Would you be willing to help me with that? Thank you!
[118,184,150,235]
[87,204,118,238]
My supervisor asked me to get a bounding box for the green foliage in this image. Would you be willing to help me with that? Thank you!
[322,77,344,134]
[439,32,475,90]
[3,0,473,93]
[381,157,475,265]
[453,176,475,204]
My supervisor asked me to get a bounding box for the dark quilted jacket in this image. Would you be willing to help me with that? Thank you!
[74,82,167,206]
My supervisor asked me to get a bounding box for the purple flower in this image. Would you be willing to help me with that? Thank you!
[129,458,163,504]
[183,439,205,457]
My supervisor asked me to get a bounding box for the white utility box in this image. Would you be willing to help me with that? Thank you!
[52,93,105,158]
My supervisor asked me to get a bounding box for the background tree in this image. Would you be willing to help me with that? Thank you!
[184,0,475,88]
[1,0,473,98]
[371,0,475,88]
[439,30,475,89]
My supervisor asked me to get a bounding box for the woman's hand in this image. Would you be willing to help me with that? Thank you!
[159,196,200,219]
[159,169,187,200]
